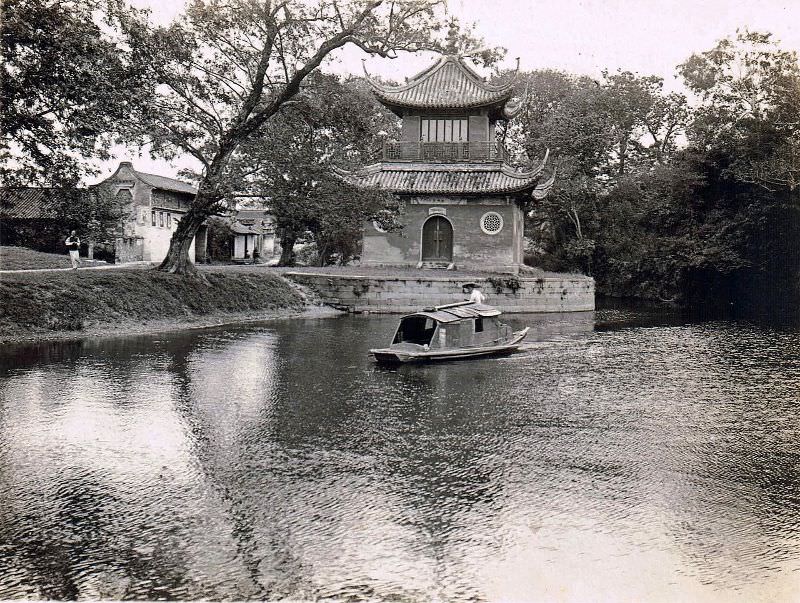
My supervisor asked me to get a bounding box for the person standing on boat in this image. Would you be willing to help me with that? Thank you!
[469,284,486,304]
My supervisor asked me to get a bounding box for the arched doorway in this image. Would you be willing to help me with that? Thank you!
[421,215,453,262]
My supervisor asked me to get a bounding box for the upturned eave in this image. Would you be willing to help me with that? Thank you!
[364,54,517,116]
[332,155,549,196]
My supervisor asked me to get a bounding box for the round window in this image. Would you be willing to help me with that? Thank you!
[480,212,504,235]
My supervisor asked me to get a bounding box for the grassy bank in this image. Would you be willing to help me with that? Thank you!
[0,245,109,270]
[0,268,311,342]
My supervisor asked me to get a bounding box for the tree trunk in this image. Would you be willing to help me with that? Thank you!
[618,136,628,176]
[277,233,297,267]
[158,205,207,274]
[157,134,238,274]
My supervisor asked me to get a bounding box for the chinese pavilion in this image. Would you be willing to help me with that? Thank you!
[338,54,554,273]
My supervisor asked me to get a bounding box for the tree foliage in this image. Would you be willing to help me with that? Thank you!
[520,29,799,314]
[228,74,398,266]
[56,188,124,251]
[679,29,800,192]
[441,17,506,67]
[599,70,689,176]
[1,0,147,186]
[512,69,689,275]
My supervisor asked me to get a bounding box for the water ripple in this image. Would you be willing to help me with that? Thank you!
[0,313,798,601]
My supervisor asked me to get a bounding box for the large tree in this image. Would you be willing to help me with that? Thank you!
[510,69,688,178]
[679,29,800,192]
[590,30,799,307]
[1,0,147,186]
[228,74,398,266]
[676,29,800,311]
[508,70,613,175]
[598,70,689,177]
[510,69,688,274]
[119,0,446,274]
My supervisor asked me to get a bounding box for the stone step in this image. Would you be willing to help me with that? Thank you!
[419,261,451,270]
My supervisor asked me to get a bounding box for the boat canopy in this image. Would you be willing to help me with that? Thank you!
[409,302,501,324]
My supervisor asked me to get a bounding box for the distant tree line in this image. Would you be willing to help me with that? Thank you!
[506,29,799,317]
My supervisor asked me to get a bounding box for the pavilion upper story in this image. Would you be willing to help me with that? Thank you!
[365,54,522,163]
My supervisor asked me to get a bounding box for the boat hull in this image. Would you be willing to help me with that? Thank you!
[370,328,529,364]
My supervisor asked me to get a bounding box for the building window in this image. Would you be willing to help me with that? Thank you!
[166,213,172,228]
[474,317,484,333]
[421,118,468,142]
[151,210,156,226]
[480,211,504,235]
[159,212,164,227]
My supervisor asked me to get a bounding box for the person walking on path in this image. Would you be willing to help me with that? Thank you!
[65,230,81,270]
[468,284,486,304]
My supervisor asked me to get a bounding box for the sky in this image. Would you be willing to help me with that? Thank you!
[101,0,800,184]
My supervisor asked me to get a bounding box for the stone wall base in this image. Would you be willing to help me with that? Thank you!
[285,272,595,313]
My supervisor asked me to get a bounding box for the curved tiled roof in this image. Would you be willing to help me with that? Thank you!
[367,55,515,110]
[334,159,546,195]
[134,171,197,195]
[105,162,197,195]
[230,223,264,235]
[0,187,72,219]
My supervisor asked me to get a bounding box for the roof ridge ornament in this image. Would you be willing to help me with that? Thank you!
[509,57,521,87]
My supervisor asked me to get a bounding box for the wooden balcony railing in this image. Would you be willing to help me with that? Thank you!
[383,141,507,162]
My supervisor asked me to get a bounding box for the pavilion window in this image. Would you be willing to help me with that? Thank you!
[159,212,164,227]
[151,210,156,226]
[421,118,469,142]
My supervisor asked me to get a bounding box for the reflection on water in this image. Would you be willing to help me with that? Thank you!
[0,309,798,601]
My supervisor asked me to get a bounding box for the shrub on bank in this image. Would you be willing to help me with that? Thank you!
[0,268,306,336]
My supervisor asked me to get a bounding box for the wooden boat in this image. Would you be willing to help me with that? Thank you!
[369,301,529,364]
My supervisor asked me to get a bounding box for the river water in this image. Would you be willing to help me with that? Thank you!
[0,307,798,602]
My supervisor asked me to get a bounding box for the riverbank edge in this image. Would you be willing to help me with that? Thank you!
[0,304,343,345]
[0,268,345,345]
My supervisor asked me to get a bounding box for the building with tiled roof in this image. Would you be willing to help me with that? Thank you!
[229,207,275,262]
[339,54,553,273]
[0,165,210,263]
[94,161,207,264]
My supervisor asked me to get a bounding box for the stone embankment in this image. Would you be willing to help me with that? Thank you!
[285,271,595,313]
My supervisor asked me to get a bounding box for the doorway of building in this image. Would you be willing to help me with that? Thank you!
[421,215,453,262]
